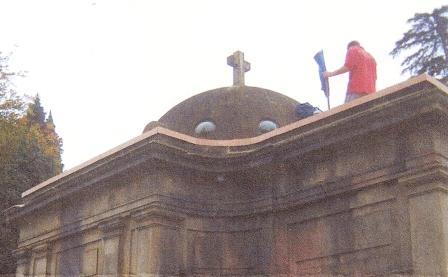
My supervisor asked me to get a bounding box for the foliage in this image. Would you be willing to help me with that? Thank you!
[0,52,63,274]
[390,5,448,83]
[0,53,24,121]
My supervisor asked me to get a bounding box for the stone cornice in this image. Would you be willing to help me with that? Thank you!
[399,157,448,196]
[12,248,31,260]
[98,216,126,234]
[9,74,448,220]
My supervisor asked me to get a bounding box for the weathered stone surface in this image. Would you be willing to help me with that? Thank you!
[6,74,448,276]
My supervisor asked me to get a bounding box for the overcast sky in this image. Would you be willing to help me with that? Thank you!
[1,0,446,170]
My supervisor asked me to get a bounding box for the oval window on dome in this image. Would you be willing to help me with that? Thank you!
[259,120,278,133]
[195,121,216,135]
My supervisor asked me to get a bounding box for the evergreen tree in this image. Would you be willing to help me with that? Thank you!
[47,110,54,125]
[390,5,448,83]
[23,96,63,175]
[26,94,46,126]
[45,110,64,173]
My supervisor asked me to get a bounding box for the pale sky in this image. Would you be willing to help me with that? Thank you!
[1,0,446,170]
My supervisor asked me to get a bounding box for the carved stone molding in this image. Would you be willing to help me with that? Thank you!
[98,216,126,238]
[32,243,49,254]
[399,167,448,196]
[131,206,184,225]
[13,248,31,265]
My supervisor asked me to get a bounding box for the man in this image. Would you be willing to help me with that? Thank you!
[324,41,377,103]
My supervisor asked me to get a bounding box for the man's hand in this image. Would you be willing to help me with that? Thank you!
[323,71,331,78]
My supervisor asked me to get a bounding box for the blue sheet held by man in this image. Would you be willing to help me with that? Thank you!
[314,50,330,109]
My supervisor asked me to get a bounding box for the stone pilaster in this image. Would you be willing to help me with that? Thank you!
[13,248,31,277]
[399,166,448,275]
[390,180,413,274]
[130,208,185,275]
[28,243,50,277]
[98,217,125,276]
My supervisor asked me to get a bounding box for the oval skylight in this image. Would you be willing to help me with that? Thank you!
[195,121,216,135]
[259,120,278,133]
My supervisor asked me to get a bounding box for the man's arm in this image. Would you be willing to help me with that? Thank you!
[323,66,349,78]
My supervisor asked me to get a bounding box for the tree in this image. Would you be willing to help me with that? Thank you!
[390,5,448,83]
[26,94,46,126]
[22,96,64,177]
[0,52,63,274]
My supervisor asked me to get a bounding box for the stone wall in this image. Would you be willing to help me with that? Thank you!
[11,76,448,276]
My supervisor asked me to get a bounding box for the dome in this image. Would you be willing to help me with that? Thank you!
[144,86,299,139]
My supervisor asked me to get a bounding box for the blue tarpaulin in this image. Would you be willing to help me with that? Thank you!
[314,50,330,109]
[314,50,329,97]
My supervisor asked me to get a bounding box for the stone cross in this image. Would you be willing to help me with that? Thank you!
[227,51,250,86]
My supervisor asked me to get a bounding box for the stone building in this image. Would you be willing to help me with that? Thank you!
[6,52,448,276]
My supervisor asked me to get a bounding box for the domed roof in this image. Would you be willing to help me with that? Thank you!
[143,86,299,139]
